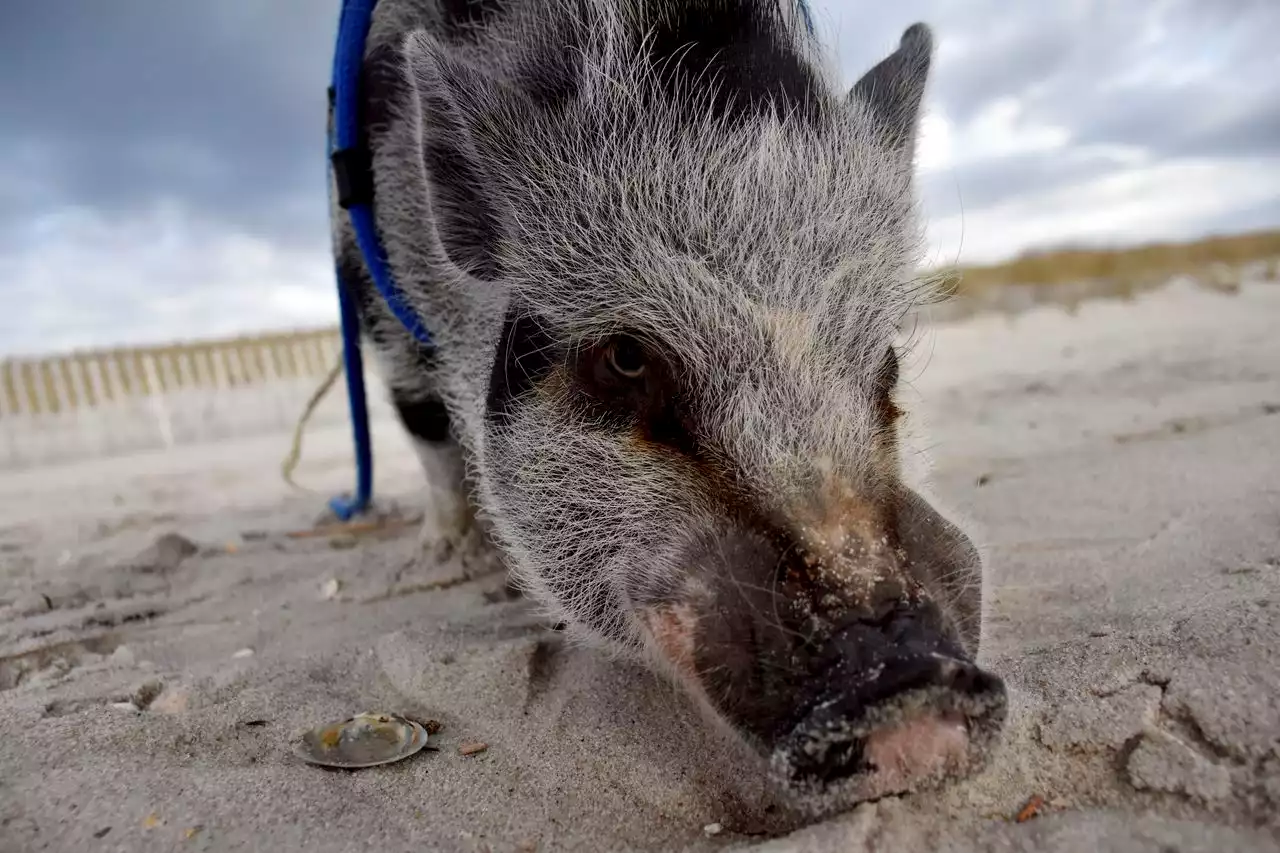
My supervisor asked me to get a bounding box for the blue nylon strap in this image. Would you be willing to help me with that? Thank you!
[797,1,815,37]
[329,265,374,521]
[332,0,433,347]
[327,0,433,520]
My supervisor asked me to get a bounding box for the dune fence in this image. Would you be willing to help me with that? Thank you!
[0,328,398,471]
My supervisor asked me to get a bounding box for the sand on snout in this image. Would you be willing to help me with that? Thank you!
[1,278,1279,853]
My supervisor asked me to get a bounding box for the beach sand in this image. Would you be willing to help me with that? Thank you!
[2,278,1278,853]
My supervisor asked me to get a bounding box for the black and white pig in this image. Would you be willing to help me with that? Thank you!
[329,0,1007,816]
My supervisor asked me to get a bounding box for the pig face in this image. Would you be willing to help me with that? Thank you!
[402,5,1006,813]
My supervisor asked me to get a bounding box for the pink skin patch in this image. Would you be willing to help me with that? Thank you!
[641,604,700,682]
[861,711,970,795]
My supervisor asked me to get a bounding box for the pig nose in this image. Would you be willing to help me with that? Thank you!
[774,607,1007,793]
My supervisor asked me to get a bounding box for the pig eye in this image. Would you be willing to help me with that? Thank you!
[605,336,648,379]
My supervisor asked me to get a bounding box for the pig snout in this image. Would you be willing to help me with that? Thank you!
[645,515,1006,812]
[772,608,1007,802]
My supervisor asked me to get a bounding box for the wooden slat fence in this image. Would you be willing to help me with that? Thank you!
[0,328,397,470]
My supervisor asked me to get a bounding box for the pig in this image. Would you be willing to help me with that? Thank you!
[329,0,1007,816]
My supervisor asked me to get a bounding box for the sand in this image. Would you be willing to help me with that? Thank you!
[2,278,1278,853]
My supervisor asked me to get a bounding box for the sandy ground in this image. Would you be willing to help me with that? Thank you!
[2,278,1279,853]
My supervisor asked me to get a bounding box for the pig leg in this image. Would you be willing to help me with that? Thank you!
[389,390,473,560]
[333,238,484,569]
[394,381,507,580]
[376,347,499,576]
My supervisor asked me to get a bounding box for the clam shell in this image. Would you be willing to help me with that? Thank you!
[295,712,428,769]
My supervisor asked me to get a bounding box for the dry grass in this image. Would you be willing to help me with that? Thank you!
[935,228,1280,296]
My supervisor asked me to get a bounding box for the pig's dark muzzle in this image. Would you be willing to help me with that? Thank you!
[771,610,1007,794]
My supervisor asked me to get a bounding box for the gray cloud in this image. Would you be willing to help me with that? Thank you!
[941,1,1280,160]
[0,0,338,246]
[1,0,1279,354]
[1202,194,1280,237]
[921,151,1128,220]
[1062,84,1280,161]
[932,19,1077,125]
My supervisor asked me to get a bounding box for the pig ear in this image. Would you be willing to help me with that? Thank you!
[404,31,507,280]
[895,486,983,655]
[850,23,933,154]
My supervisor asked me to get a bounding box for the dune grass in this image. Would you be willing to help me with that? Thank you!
[935,228,1280,297]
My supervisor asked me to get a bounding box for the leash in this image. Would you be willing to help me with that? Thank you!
[326,0,434,521]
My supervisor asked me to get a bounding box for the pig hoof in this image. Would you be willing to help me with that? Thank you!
[452,526,503,576]
[415,502,471,560]
[414,510,501,577]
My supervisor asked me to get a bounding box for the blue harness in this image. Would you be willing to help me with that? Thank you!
[327,0,433,520]
[324,0,815,520]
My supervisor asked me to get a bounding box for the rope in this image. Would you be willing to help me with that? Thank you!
[280,348,345,492]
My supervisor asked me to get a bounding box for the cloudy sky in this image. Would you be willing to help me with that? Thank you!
[2,0,1278,356]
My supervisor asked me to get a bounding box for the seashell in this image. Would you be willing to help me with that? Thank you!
[294,712,428,769]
